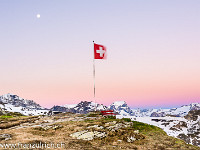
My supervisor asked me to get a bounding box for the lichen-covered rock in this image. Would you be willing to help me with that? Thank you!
[87,125,104,130]
[106,122,132,131]
[134,130,139,134]
[127,136,136,142]
[41,124,63,130]
[105,121,117,127]
[0,134,12,141]
[70,130,106,141]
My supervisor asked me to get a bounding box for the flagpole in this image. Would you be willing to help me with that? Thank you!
[93,41,96,111]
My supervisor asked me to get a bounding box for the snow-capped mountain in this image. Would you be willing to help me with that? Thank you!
[109,101,134,116]
[0,93,43,109]
[52,100,200,117]
[131,103,200,117]
[73,101,107,114]
[2,93,198,118]
[63,104,77,109]
[51,101,108,114]
[0,93,49,116]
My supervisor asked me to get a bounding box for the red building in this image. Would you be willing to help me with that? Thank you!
[101,110,117,116]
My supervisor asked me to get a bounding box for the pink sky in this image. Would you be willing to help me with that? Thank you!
[0,1,200,108]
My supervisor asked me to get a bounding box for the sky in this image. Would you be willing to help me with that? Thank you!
[0,0,200,109]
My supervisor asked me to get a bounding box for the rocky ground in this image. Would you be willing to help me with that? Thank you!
[0,113,199,150]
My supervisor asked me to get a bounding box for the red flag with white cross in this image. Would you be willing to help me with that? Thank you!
[94,43,107,59]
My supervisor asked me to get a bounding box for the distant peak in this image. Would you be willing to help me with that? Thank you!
[2,93,16,97]
[63,104,77,109]
[112,101,126,105]
[190,103,200,105]
[3,93,11,96]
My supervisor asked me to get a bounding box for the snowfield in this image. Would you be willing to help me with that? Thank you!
[0,103,49,116]
[116,115,200,146]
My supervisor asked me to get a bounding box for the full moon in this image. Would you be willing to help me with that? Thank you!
[36,14,40,18]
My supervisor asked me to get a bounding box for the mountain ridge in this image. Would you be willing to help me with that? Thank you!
[0,93,199,117]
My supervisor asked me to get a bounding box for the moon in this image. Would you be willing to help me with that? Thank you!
[36,14,40,18]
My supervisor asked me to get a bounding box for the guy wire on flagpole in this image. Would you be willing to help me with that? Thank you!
[93,41,96,111]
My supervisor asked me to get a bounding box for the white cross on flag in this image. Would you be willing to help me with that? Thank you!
[94,43,107,59]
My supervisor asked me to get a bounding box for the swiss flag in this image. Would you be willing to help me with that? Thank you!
[94,43,107,59]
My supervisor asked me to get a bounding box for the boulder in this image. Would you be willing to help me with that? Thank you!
[70,130,106,141]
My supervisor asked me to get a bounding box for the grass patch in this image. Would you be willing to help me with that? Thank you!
[84,119,97,123]
[122,118,132,122]
[132,121,165,134]
[0,115,13,119]
[0,112,24,120]
[6,112,24,116]
[105,115,116,119]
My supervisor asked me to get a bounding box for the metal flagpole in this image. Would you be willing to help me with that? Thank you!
[93,41,96,111]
